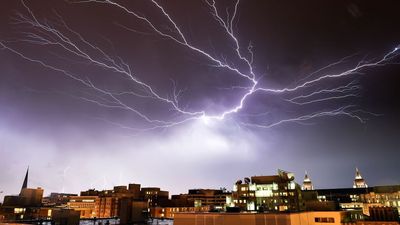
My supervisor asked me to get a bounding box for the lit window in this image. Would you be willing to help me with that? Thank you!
[14,208,26,214]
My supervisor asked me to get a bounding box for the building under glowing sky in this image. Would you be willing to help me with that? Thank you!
[354,168,368,189]
[302,171,314,191]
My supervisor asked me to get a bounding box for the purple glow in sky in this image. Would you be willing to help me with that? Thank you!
[1,0,400,200]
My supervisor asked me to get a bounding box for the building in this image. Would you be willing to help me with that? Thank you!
[71,183,170,220]
[51,209,80,225]
[360,185,400,215]
[140,187,169,207]
[67,196,99,218]
[150,205,210,219]
[368,206,399,221]
[76,183,143,218]
[354,168,368,188]
[118,198,149,224]
[171,189,229,210]
[302,184,400,222]
[42,193,77,207]
[302,171,314,191]
[174,211,350,225]
[0,168,45,221]
[228,170,303,212]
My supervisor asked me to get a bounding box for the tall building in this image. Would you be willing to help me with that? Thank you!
[228,170,303,212]
[140,187,169,207]
[353,168,368,188]
[76,183,143,218]
[302,171,314,191]
[302,185,400,221]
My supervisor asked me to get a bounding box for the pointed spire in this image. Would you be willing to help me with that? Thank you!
[21,166,29,191]
[353,167,367,188]
[304,171,310,181]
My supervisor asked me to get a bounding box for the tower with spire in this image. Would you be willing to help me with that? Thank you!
[21,167,29,191]
[302,171,314,190]
[353,167,368,188]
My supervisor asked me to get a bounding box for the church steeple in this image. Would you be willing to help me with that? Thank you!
[353,167,367,188]
[21,167,29,192]
[302,171,314,190]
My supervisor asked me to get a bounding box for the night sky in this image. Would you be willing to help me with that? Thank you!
[1,0,400,200]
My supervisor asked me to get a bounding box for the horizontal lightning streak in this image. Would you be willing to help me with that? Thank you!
[241,105,365,129]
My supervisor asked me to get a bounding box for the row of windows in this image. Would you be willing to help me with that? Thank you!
[314,217,335,223]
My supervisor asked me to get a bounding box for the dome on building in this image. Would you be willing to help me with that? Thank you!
[302,171,314,190]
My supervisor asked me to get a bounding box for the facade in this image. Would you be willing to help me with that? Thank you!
[69,184,170,220]
[368,206,399,221]
[228,170,303,212]
[360,185,400,215]
[150,206,210,219]
[118,198,149,224]
[140,187,169,207]
[67,196,99,218]
[3,187,44,208]
[171,189,229,210]
[76,183,143,218]
[51,209,80,225]
[302,185,400,222]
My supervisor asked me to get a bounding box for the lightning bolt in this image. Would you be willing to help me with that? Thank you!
[1,0,399,131]
[61,166,70,193]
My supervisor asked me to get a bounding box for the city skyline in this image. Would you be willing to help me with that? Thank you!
[1,0,400,201]
[0,165,387,199]
[0,165,392,199]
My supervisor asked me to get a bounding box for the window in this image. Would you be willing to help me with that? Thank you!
[14,208,26,214]
[315,217,335,223]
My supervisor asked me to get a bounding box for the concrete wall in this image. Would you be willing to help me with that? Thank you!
[174,211,346,225]
[174,213,291,225]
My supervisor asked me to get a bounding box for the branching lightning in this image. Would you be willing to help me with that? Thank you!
[1,0,399,131]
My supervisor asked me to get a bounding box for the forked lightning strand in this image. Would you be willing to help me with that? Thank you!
[1,0,399,131]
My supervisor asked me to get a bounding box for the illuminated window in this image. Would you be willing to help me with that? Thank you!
[288,181,296,190]
[14,208,26,214]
